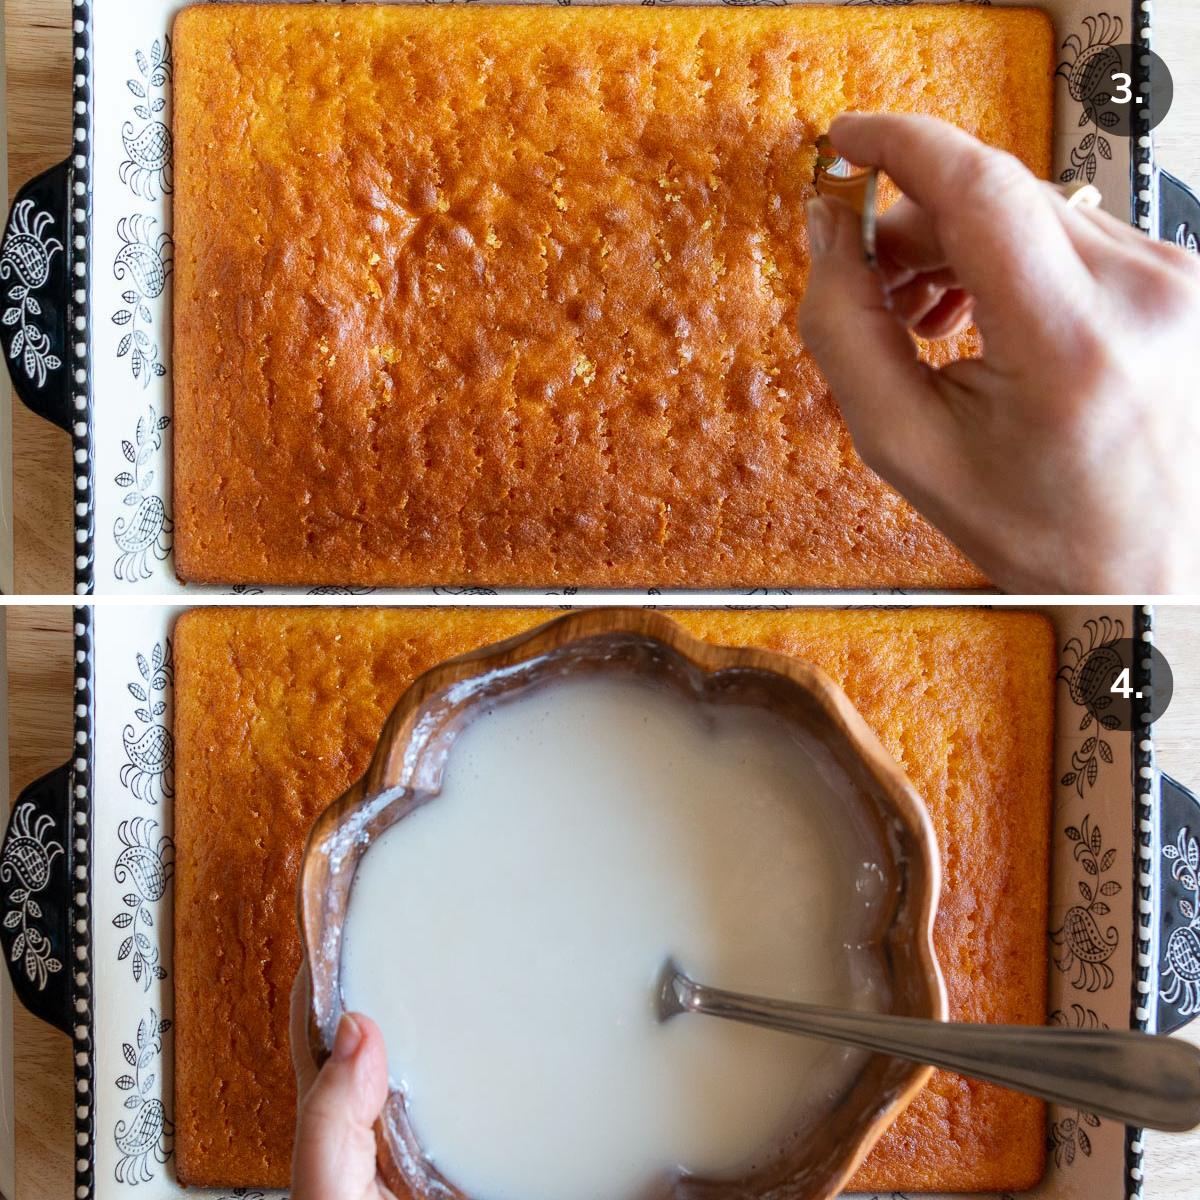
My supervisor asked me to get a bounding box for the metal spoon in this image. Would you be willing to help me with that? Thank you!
[813,136,879,266]
[812,136,1102,270]
[655,959,1200,1132]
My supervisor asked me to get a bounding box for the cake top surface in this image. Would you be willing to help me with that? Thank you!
[172,4,1053,588]
[172,606,1054,1191]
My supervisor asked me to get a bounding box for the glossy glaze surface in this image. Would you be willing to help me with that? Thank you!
[341,672,893,1200]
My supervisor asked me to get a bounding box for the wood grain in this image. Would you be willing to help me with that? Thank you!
[6,0,1200,594]
[5,605,74,1200]
[6,0,74,595]
[1156,4,1200,199]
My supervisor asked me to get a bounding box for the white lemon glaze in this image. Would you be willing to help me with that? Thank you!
[341,673,892,1200]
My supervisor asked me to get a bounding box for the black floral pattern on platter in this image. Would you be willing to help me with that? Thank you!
[120,38,173,201]
[1056,14,1121,185]
[110,35,173,579]
[1057,617,1124,797]
[113,817,173,991]
[120,639,175,804]
[114,406,173,582]
[1047,1005,1106,1167]
[113,215,171,385]
[114,1009,173,1184]
[1051,815,1121,993]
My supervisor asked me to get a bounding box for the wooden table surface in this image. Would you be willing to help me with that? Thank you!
[6,603,1200,1198]
[5,0,1200,592]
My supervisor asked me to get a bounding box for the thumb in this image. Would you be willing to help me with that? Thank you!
[292,1013,390,1200]
[797,195,947,472]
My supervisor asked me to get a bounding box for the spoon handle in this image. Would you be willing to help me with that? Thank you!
[677,976,1200,1131]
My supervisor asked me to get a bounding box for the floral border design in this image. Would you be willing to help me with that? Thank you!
[113,817,173,991]
[1057,616,1125,797]
[1160,826,1200,1018]
[0,199,64,387]
[120,639,175,805]
[1056,14,1122,186]
[0,802,65,991]
[1048,1005,1107,1167]
[113,215,171,386]
[113,37,173,500]
[114,406,173,582]
[120,38,173,201]
[114,1009,173,1184]
[1052,815,1122,993]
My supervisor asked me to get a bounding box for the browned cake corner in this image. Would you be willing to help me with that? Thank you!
[173,607,1054,1191]
[172,4,1054,588]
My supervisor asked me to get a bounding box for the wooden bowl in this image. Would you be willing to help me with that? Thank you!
[297,607,946,1200]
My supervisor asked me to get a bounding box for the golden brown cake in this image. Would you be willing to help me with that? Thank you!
[173,607,1054,1191]
[172,5,1054,588]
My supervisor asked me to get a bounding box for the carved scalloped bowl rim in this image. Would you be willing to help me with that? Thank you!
[298,607,947,1200]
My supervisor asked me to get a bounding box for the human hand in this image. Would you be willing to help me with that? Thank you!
[798,111,1200,594]
[290,971,394,1200]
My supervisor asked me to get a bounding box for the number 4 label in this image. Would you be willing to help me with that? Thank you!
[1111,666,1140,699]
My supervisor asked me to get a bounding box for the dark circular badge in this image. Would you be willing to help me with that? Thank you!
[1062,635,1173,734]
[1067,43,1174,137]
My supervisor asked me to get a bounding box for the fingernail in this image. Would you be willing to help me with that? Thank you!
[807,198,833,256]
[332,1012,362,1062]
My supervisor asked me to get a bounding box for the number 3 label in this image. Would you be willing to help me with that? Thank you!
[1111,71,1133,104]
[1078,45,1172,135]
